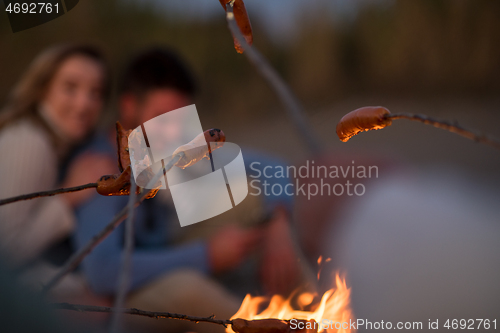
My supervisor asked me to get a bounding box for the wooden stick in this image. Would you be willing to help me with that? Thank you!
[0,183,97,207]
[386,113,500,150]
[109,177,137,333]
[50,302,232,327]
[225,2,322,155]
[42,153,184,294]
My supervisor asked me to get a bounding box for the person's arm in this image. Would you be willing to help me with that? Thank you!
[0,123,74,265]
[73,195,210,295]
[243,151,301,295]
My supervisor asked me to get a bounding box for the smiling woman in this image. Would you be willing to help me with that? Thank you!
[40,54,106,143]
[0,44,110,267]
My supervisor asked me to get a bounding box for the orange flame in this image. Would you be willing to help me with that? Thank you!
[226,274,355,333]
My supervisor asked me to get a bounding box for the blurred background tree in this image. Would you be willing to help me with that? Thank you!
[1,0,499,181]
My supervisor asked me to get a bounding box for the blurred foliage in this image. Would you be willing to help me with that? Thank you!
[0,0,499,124]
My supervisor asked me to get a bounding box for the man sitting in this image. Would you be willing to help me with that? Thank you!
[72,48,302,333]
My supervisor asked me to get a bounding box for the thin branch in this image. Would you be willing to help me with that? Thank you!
[42,153,184,294]
[0,183,97,207]
[386,113,500,150]
[50,303,231,328]
[225,3,322,155]
[225,3,321,293]
[109,177,137,333]
[41,190,145,294]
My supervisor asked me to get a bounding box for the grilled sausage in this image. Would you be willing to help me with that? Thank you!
[98,127,225,195]
[336,106,392,142]
[219,0,253,53]
[172,128,226,169]
[231,319,290,333]
[116,121,132,172]
[231,319,318,333]
[96,166,159,199]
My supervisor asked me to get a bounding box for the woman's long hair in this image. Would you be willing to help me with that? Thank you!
[0,44,110,140]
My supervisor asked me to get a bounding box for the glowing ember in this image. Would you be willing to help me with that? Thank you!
[317,256,332,280]
[226,274,355,333]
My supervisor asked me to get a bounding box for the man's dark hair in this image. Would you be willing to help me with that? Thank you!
[120,47,196,97]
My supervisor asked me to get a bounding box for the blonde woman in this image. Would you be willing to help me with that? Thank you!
[0,45,111,268]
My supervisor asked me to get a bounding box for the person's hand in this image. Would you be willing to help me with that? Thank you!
[61,153,116,208]
[260,207,301,295]
[208,225,262,274]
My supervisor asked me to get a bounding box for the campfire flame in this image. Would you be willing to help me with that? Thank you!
[226,272,355,333]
